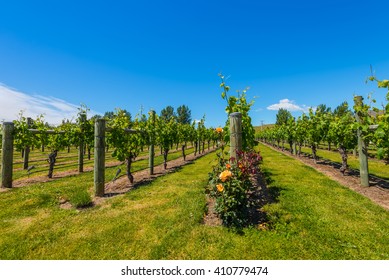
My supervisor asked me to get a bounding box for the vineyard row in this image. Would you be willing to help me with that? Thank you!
[256,90,389,187]
[1,109,223,195]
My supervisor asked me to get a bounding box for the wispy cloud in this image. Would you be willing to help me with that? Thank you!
[267,99,311,112]
[0,84,101,124]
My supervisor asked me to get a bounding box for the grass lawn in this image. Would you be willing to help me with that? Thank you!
[0,143,388,259]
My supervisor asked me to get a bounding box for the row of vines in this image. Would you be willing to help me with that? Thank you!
[256,74,389,181]
[1,106,222,187]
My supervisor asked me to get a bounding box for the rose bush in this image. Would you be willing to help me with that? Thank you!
[207,132,262,228]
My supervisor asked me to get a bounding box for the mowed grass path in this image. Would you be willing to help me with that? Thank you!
[1,144,389,259]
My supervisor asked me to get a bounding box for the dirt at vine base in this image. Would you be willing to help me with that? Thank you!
[262,143,389,211]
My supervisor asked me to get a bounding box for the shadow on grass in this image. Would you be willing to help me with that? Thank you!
[246,168,283,228]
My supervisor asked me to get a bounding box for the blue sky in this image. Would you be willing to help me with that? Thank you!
[1,0,389,126]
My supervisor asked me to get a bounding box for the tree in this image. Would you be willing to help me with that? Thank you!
[104,110,131,122]
[176,105,192,124]
[334,101,351,117]
[103,111,114,119]
[160,106,175,121]
[317,104,332,114]
[91,114,102,119]
[276,108,293,126]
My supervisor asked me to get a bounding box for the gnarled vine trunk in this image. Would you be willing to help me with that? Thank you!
[194,141,198,156]
[126,156,134,184]
[182,144,186,161]
[289,141,293,155]
[163,149,169,169]
[338,146,348,175]
[48,150,58,178]
[311,144,317,163]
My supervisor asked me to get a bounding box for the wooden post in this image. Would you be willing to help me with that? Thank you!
[149,110,155,175]
[94,119,106,197]
[353,147,357,157]
[1,122,14,188]
[78,113,86,173]
[229,112,242,159]
[23,117,33,170]
[354,96,369,187]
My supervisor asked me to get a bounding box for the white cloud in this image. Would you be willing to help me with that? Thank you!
[0,84,101,124]
[267,99,311,112]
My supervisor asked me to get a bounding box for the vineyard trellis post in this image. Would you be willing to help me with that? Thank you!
[354,96,369,187]
[23,117,33,170]
[1,122,14,188]
[94,119,106,197]
[229,112,242,159]
[292,142,297,155]
[78,113,86,173]
[149,110,155,175]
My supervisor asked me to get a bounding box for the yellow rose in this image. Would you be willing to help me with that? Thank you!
[219,170,232,182]
[216,184,224,192]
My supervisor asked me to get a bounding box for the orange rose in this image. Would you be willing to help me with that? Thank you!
[215,127,223,133]
[219,170,232,182]
[216,184,224,192]
[226,163,231,169]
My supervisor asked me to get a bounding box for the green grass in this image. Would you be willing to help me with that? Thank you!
[1,143,389,259]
